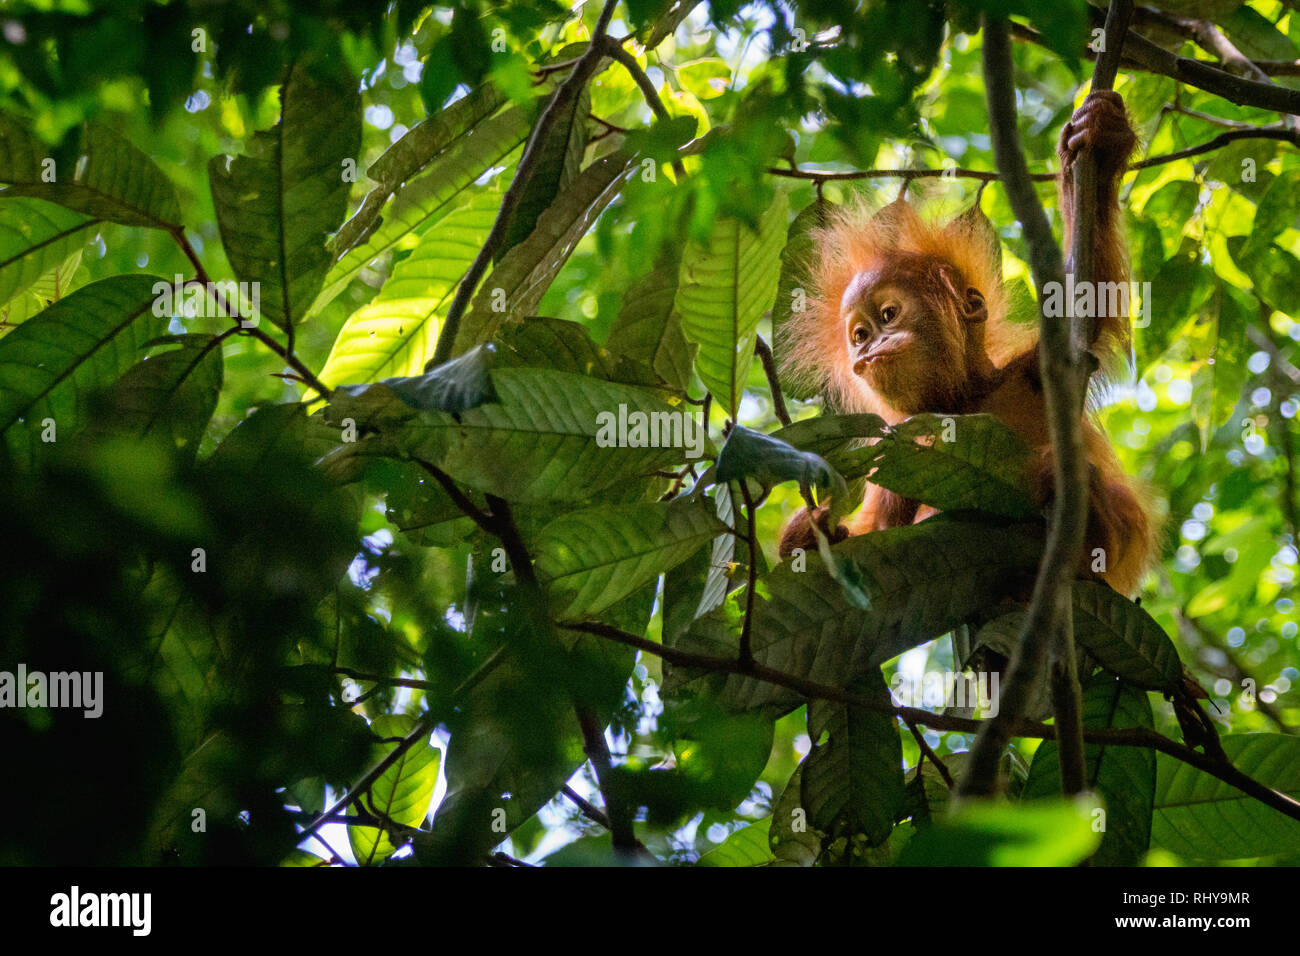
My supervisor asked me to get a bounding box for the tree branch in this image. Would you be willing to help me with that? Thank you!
[958,15,1085,800]
[754,334,791,426]
[170,228,331,398]
[559,620,1300,823]
[575,708,642,857]
[1013,17,1300,111]
[562,784,612,828]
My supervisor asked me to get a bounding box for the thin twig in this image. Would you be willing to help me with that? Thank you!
[754,334,791,426]
[737,480,759,666]
[170,228,330,398]
[562,784,612,828]
[904,718,954,789]
[597,38,686,177]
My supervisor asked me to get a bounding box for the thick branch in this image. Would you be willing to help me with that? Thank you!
[575,709,641,857]
[959,16,1084,800]
[1013,18,1300,111]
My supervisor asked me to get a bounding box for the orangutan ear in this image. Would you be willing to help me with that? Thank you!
[964,286,988,322]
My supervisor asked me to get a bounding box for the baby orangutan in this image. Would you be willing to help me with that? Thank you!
[778,91,1157,596]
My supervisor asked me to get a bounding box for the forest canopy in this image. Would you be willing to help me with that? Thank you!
[1,0,1300,868]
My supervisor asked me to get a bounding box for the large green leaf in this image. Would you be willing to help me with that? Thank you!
[453,151,636,356]
[802,675,903,845]
[865,414,1038,519]
[336,366,704,502]
[769,763,824,866]
[1151,734,1300,861]
[318,180,505,387]
[771,196,831,401]
[668,515,1044,715]
[1071,580,1181,691]
[605,242,695,391]
[0,119,181,229]
[771,412,889,480]
[0,198,97,306]
[209,61,361,332]
[675,193,788,417]
[535,497,725,621]
[1023,674,1155,866]
[318,106,529,310]
[347,714,440,865]
[499,87,591,259]
[83,333,223,459]
[367,85,509,192]
[0,274,166,463]
[496,316,661,387]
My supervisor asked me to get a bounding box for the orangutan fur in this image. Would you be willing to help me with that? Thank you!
[777,91,1158,597]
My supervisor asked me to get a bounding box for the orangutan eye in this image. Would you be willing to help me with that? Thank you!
[851,325,869,344]
[880,305,899,325]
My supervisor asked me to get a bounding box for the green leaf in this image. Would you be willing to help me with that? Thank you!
[697,818,774,866]
[1227,235,1300,315]
[347,714,440,864]
[1023,674,1155,866]
[770,412,889,480]
[897,798,1102,866]
[499,87,591,259]
[771,196,831,401]
[209,61,361,332]
[496,316,661,386]
[1223,6,1299,62]
[337,344,499,415]
[322,104,528,280]
[716,423,846,499]
[769,763,824,865]
[0,274,166,464]
[0,119,181,229]
[1152,734,1300,860]
[367,85,508,191]
[535,497,725,621]
[345,367,707,502]
[802,674,903,845]
[454,151,635,355]
[865,413,1039,519]
[319,180,505,387]
[383,460,481,547]
[0,198,97,306]
[668,516,1043,715]
[605,243,696,391]
[84,333,223,458]
[676,193,788,416]
[1071,580,1181,691]
[1249,169,1300,250]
